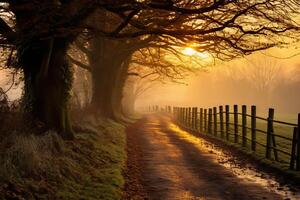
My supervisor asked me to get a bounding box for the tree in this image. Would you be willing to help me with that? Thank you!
[0,1,101,139]
[72,0,300,121]
[0,0,299,138]
[122,70,161,116]
[70,36,194,120]
[245,56,283,93]
[69,36,151,120]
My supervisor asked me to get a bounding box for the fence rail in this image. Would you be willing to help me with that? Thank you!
[149,105,300,171]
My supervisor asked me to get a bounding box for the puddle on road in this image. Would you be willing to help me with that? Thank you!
[169,123,300,200]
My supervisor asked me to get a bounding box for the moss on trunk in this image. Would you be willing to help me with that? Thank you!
[21,38,74,139]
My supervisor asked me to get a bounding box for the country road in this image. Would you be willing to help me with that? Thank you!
[124,114,300,200]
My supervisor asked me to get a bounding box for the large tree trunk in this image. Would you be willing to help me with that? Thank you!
[88,37,133,121]
[21,38,74,139]
[122,81,137,116]
[90,58,128,120]
[90,62,118,118]
[112,58,131,120]
[122,91,136,116]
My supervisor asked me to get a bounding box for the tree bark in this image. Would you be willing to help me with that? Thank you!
[88,38,133,121]
[111,58,131,120]
[122,86,137,116]
[21,38,74,139]
[90,57,128,120]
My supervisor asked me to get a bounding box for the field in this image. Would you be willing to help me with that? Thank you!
[225,115,296,167]
[176,108,299,170]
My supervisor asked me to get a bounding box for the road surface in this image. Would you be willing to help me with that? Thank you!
[124,114,297,200]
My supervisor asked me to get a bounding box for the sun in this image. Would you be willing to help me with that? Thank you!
[182,47,197,56]
[182,47,209,59]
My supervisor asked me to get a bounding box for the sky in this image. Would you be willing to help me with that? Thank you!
[135,46,300,120]
[0,69,22,101]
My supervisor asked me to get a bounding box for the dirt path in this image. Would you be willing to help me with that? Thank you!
[124,114,297,200]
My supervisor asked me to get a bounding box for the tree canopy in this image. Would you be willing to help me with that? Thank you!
[0,0,299,138]
[2,1,299,51]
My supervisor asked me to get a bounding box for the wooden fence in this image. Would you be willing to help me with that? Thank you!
[150,105,300,171]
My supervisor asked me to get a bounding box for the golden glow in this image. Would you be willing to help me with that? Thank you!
[182,47,209,60]
[182,47,197,56]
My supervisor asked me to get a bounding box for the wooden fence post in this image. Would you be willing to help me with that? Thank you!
[182,107,184,123]
[188,107,192,128]
[185,107,187,126]
[242,105,247,147]
[200,108,203,132]
[219,106,224,139]
[234,105,238,143]
[182,107,184,124]
[191,107,194,128]
[266,108,275,159]
[185,107,190,127]
[290,127,298,170]
[213,107,217,136]
[271,110,278,161]
[251,106,256,151]
[296,113,300,171]
[194,107,196,128]
[177,107,181,123]
[204,109,207,132]
[208,109,212,134]
[194,107,197,129]
[174,107,176,119]
[225,105,230,141]
[184,107,188,126]
[183,107,186,125]
[191,107,195,130]
[180,107,182,123]
[194,107,198,130]
[180,107,183,123]
[251,106,257,151]
[179,107,181,123]
[187,107,189,127]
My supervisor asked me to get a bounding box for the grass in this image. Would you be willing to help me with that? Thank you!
[224,115,296,166]
[177,112,300,184]
[0,115,126,200]
[180,111,299,169]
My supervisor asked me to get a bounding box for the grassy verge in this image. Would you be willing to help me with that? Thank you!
[190,113,297,165]
[177,121,300,185]
[207,135,300,184]
[0,115,126,200]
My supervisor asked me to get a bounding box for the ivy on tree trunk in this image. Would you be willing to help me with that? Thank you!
[21,38,74,139]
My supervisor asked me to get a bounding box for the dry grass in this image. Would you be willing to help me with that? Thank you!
[0,114,126,200]
[0,131,64,181]
[0,88,126,199]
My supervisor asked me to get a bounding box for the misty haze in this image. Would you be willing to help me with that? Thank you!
[0,1,300,200]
